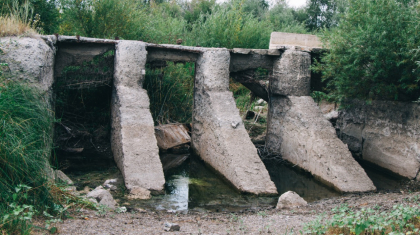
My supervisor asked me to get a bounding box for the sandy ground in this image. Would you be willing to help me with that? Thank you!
[33,190,420,235]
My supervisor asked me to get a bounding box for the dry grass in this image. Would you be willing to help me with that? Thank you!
[0,15,37,37]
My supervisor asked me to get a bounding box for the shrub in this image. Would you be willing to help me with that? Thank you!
[314,0,420,102]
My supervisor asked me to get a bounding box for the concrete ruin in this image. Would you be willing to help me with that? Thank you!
[2,32,396,196]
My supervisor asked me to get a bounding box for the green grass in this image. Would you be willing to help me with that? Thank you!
[303,200,420,235]
[0,72,56,234]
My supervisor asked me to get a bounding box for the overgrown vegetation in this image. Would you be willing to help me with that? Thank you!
[0,0,39,37]
[303,200,420,234]
[313,0,420,102]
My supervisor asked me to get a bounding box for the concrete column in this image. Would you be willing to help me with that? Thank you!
[192,49,277,195]
[111,41,165,194]
[266,49,376,193]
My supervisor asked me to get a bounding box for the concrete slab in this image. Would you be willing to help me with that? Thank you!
[266,96,376,192]
[269,32,322,49]
[111,41,165,194]
[192,49,277,195]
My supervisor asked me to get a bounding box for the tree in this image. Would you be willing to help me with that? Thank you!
[314,0,420,102]
[305,0,346,31]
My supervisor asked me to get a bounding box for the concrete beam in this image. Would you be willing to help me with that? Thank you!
[111,41,165,194]
[266,49,376,193]
[230,53,274,72]
[146,47,199,63]
[192,49,277,195]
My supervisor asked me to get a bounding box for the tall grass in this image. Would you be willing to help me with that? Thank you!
[0,0,38,37]
[0,74,55,233]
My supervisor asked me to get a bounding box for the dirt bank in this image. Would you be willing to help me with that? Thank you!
[36,190,420,235]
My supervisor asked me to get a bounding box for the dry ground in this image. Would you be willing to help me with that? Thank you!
[33,190,420,235]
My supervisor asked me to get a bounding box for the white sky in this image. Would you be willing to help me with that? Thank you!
[286,0,307,8]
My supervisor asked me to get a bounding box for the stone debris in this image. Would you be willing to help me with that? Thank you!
[128,186,151,200]
[55,170,74,185]
[86,186,117,209]
[155,124,191,150]
[164,222,180,232]
[103,178,118,191]
[276,191,307,209]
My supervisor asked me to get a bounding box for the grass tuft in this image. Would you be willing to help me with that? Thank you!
[0,15,37,37]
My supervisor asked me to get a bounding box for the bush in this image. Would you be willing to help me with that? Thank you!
[314,0,420,102]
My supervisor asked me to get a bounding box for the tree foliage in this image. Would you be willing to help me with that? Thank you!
[314,0,420,102]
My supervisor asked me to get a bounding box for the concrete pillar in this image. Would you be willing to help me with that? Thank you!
[192,49,277,195]
[266,49,376,193]
[111,41,165,194]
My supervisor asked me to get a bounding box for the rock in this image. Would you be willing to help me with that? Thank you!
[266,96,376,193]
[164,222,180,232]
[256,99,266,105]
[54,170,74,185]
[192,49,277,195]
[337,100,420,179]
[154,124,191,150]
[103,179,118,191]
[111,41,165,194]
[254,106,264,111]
[86,186,117,209]
[128,187,151,200]
[276,191,307,209]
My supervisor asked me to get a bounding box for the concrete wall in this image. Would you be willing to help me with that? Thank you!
[337,100,420,179]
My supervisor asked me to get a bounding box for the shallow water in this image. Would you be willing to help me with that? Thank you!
[126,155,341,212]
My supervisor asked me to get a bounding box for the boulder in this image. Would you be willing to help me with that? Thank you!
[266,96,376,192]
[154,124,191,150]
[103,178,118,191]
[337,100,420,179]
[87,186,117,209]
[276,191,307,209]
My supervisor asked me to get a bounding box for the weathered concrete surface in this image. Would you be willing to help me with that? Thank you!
[111,41,165,194]
[0,36,55,92]
[266,96,376,192]
[146,48,199,63]
[271,49,311,96]
[54,43,114,77]
[192,49,277,195]
[337,100,420,179]
[269,32,322,49]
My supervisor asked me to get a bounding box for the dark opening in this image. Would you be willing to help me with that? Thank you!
[53,48,115,172]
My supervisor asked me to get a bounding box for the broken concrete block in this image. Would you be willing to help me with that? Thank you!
[266,96,376,193]
[192,49,277,195]
[271,49,311,96]
[87,186,117,209]
[276,191,307,209]
[111,41,165,194]
[154,124,191,150]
